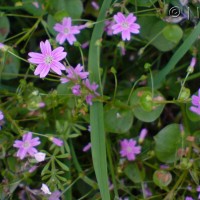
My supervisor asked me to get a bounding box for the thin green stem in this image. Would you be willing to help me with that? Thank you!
[106,136,119,199]
[78,45,85,68]
[177,71,190,99]
[127,77,142,104]
[149,68,154,98]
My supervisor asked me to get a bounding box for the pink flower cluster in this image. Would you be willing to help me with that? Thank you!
[61,64,99,105]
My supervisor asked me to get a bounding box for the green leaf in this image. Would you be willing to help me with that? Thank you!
[51,0,83,19]
[153,170,172,189]
[0,50,20,80]
[22,0,44,16]
[154,124,183,163]
[130,87,165,122]
[138,17,182,52]
[55,159,69,171]
[0,16,10,41]
[163,25,183,43]
[153,21,200,88]
[104,101,134,134]
[129,0,158,7]
[88,0,112,199]
[124,163,145,183]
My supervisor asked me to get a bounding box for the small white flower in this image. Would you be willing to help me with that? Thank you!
[41,183,51,195]
[34,152,46,162]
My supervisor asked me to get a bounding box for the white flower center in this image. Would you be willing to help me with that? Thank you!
[64,28,69,34]
[23,141,30,148]
[44,56,53,64]
[122,22,129,29]
[126,146,132,153]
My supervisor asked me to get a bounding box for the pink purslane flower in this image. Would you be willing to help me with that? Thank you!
[83,79,99,105]
[120,139,141,161]
[54,17,80,45]
[72,84,81,96]
[13,132,41,160]
[112,12,140,41]
[83,143,92,152]
[28,40,67,78]
[0,111,4,120]
[139,128,148,143]
[105,20,115,36]
[190,89,200,115]
[61,64,89,83]
[52,137,64,147]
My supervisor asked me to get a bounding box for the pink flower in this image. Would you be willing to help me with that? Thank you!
[83,143,92,152]
[13,132,41,160]
[139,128,148,143]
[190,89,200,115]
[49,190,61,200]
[120,139,141,161]
[61,64,89,83]
[72,84,81,96]
[28,40,67,78]
[104,20,115,36]
[81,41,89,49]
[83,79,99,105]
[190,57,197,68]
[54,17,80,45]
[52,137,64,146]
[185,197,194,200]
[0,111,4,120]
[91,1,99,10]
[112,12,140,41]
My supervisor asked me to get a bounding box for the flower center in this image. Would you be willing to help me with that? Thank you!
[23,141,30,148]
[122,22,129,29]
[126,146,132,153]
[45,56,53,64]
[64,28,69,34]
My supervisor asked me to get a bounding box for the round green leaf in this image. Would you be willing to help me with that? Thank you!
[51,0,83,19]
[0,16,10,41]
[0,50,20,80]
[154,124,183,163]
[153,170,172,189]
[130,87,165,122]
[163,25,183,44]
[104,101,134,133]
[124,163,145,183]
[22,0,44,16]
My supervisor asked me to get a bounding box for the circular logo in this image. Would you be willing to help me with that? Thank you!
[168,6,181,18]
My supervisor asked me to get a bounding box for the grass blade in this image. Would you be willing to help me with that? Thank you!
[88,0,112,200]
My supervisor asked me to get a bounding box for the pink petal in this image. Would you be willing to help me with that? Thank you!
[50,61,63,75]
[27,147,38,156]
[53,23,64,32]
[70,26,80,34]
[198,89,200,97]
[52,47,67,61]
[192,95,199,106]
[23,132,32,141]
[34,64,45,76]
[126,13,136,24]
[13,140,23,148]
[40,65,50,78]
[130,24,140,34]
[122,30,131,41]
[17,148,27,159]
[114,12,125,23]
[40,40,52,55]
[28,52,44,64]
[67,34,76,45]
[63,17,71,27]
[112,24,123,34]
[56,33,66,45]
